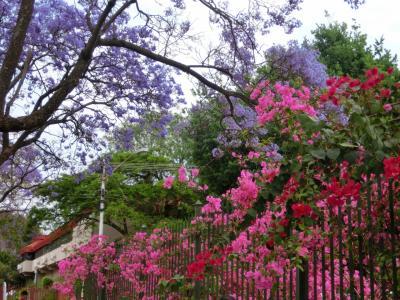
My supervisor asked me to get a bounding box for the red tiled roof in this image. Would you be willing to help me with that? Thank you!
[31,235,47,241]
[19,220,77,255]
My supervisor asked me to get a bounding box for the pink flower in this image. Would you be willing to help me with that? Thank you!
[231,232,250,254]
[248,151,260,159]
[163,176,174,189]
[198,184,208,191]
[229,170,259,209]
[380,88,392,98]
[201,196,222,214]
[383,103,392,111]
[187,180,197,188]
[384,155,400,179]
[178,166,188,182]
[191,168,200,178]
[250,88,261,100]
[298,246,309,257]
[56,235,117,296]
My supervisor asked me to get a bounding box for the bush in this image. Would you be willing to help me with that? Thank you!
[41,277,53,288]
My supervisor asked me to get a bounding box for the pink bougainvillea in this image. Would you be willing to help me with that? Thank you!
[118,229,172,294]
[163,176,174,189]
[54,235,116,298]
[178,166,188,182]
[254,83,316,126]
[201,196,222,214]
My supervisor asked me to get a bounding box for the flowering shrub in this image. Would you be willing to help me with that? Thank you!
[54,235,117,297]
[182,66,399,298]
[57,67,400,299]
[118,229,172,294]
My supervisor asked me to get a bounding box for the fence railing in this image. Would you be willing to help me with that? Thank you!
[298,178,399,300]
[2,286,63,300]
[77,177,399,299]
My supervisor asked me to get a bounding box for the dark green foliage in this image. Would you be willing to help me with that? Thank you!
[311,22,397,77]
[41,277,54,288]
[181,101,241,195]
[0,250,23,284]
[31,152,199,235]
[0,214,38,284]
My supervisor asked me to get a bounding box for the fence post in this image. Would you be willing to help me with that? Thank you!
[98,287,106,300]
[296,259,309,300]
[194,200,202,300]
[388,179,399,299]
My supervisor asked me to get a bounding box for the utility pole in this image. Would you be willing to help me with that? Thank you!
[99,159,106,236]
[2,281,6,300]
[98,159,107,300]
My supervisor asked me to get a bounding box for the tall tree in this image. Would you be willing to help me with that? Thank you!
[311,22,397,77]
[0,0,363,201]
[0,213,39,284]
[31,151,199,234]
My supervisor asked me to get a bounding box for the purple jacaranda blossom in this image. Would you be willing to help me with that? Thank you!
[317,101,349,126]
[265,41,328,88]
[212,148,224,159]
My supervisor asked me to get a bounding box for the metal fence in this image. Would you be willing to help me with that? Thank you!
[76,177,398,299]
[1,286,62,300]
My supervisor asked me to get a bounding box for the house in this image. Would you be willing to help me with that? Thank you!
[17,216,122,285]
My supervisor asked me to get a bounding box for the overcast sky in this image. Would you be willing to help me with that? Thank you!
[269,0,400,56]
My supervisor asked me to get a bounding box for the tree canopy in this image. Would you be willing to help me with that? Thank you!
[0,213,39,284]
[0,0,364,202]
[311,22,398,77]
[31,151,199,234]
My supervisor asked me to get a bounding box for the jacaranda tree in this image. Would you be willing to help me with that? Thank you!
[0,0,364,200]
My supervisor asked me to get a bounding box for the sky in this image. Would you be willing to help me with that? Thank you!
[278,0,400,56]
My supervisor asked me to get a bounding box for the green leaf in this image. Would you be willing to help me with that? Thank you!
[159,280,169,288]
[247,208,257,218]
[297,114,319,131]
[290,160,301,173]
[375,150,385,161]
[343,150,358,163]
[349,112,364,124]
[310,149,326,160]
[326,148,340,160]
[321,128,335,136]
[349,102,363,114]
[366,124,377,139]
[302,154,313,163]
[172,274,184,281]
[370,101,381,114]
[339,142,358,148]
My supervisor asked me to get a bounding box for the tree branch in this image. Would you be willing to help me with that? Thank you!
[102,0,137,33]
[0,0,34,115]
[0,0,117,135]
[98,38,248,102]
[5,49,33,116]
